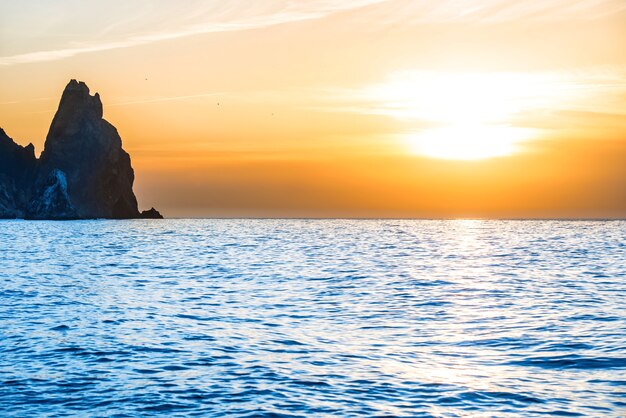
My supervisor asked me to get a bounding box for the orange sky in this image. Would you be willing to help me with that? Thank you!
[1,1,625,218]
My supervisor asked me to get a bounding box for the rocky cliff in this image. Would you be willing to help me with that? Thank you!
[0,80,162,220]
[0,128,37,218]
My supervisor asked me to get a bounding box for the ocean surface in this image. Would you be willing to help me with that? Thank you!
[1,219,625,417]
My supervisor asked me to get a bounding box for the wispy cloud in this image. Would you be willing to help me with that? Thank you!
[0,97,55,105]
[379,0,626,24]
[15,91,230,115]
[108,92,227,106]
[2,1,623,67]
[0,0,386,66]
[313,67,626,130]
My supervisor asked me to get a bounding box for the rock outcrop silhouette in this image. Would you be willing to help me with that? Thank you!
[0,80,162,219]
[0,128,37,218]
[140,207,163,219]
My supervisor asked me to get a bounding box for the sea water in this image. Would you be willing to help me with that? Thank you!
[1,219,625,417]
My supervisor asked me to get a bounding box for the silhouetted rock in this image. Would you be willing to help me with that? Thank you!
[0,80,162,220]
[140,207,164,219]
[0,128,37,218]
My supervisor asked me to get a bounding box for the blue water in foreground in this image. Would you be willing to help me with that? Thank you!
[1,220,625,417]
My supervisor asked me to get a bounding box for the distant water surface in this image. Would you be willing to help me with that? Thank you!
[1,219,625,417]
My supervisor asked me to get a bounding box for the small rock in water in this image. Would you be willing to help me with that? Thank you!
[140,207,164,219]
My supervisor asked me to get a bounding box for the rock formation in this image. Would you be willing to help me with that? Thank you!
[139,207,163,219]
[0,128,37,218]
[0,80,162,220]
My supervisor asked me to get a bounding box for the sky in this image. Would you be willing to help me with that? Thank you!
[0,0,625,218]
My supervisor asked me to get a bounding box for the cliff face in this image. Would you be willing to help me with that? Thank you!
[0,128,37,218]
[33,80,140,219]
[0,80,162,220]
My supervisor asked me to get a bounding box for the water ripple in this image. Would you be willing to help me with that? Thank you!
[0,219,625,417]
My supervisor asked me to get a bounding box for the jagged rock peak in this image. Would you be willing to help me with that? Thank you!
[0,128,35,158]
[54,79,103,122]
[36,79,139,219]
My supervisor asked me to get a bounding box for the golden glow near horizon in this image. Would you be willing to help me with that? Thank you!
[0,1,625,217]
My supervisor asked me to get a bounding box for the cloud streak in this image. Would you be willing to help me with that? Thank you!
[0,97,55,105]
[108,92,227,106]
[0,0,386,67]
[313,68,626,132]
[405,0,626,23]
[1,0,623,67]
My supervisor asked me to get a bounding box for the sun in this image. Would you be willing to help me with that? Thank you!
[407,124,534,160]
[364,71,563,160]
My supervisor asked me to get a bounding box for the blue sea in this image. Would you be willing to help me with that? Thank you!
[1,219,625,417]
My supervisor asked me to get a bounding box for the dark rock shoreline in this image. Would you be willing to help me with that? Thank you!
[0,80,162,220]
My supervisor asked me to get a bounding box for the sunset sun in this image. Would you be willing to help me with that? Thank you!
[406,124,534,161]
[365,71,568,160]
